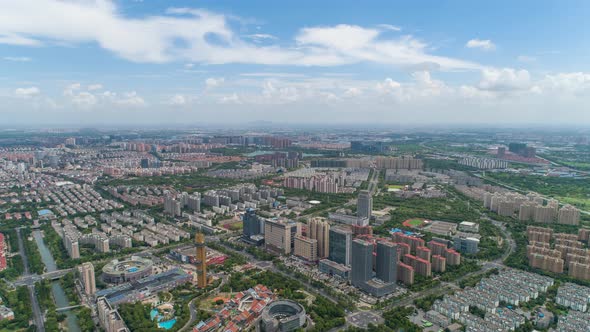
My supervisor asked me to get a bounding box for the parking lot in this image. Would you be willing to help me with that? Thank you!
[348,311,384,328]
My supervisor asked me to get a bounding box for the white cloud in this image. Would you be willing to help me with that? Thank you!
[9,71,590,125]
[71,91,97,107]
[344,87,362,97]
[245,34,277,42]
[377,24,401,31]
[537,72,590,95]
[205,77,225,89]
[261,80,299,103]
[219,93,241,104]
[115,91,145,106]
[62,83,145,108]
[478,68,531,91]
[0,1,479,70]
[0,33,42,46]
[63,83,81,96]
[240,72,305,78]
[14,87,40,98]
[297,24,381,51]
[466,39,496,51]
[169,94,187,105]
[376,78,401,94]
[3,56,32,62]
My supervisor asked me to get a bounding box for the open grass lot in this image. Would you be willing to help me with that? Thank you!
[373,192,481,235]
[487,172,590,210]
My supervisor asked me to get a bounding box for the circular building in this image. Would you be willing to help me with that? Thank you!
[102,256,153,284]
[260,300,306,332]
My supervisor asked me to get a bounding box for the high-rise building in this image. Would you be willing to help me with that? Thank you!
[427,240,448,257]
[351,239,398,297]
[397,262,415,285]
[187,193,201,212]
[432,255,446,273]
[195,233,208,288]
[328,227,352,266]
[309,218,330,259]
[294,236,318,262]
[264,219,299,255]
[357,190,372,220]
[376,241,398,283]
[63,233,80,259]
[579,228,590,243]
[164,195,181,217]
[558,205,580,225]
[416,246,432,261]
[243,208,262,238]
[403,254,431,277]
[97,297,129,332]
[351,239,373,289]
[78,262,96,296]
[452,236,480,254]
[444,249,461,266]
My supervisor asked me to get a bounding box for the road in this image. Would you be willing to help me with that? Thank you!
[16,228,45,332]
[13,268,74,286]
[178,274,228,332]
[369,213,518,319]
[367,167,380,195]
[214,239,340,304]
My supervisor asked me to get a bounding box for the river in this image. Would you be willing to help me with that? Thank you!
[33,230,81,332]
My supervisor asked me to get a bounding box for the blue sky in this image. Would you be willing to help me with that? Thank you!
[1,0,589,126]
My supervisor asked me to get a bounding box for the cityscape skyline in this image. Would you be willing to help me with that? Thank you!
[1,0,590,125]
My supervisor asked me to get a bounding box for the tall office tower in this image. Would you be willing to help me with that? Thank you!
[243,208,261,238]
[376,241,398,283]
[78,262,96,296]
[195,233,208,288]
[357,190,373,220]
[351,239,373,288]
[329,227,352,266]
[264,219,299,255]
[309,218,330,259]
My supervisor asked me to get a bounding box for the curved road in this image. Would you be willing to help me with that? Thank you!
[178,275,228,332]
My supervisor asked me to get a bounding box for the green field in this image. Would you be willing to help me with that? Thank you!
[387,184,404,189]
[407,218,424,226]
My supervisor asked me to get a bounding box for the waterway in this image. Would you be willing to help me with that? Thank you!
[33,230,81,332]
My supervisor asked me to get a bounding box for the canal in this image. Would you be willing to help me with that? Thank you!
[33,230,81,332]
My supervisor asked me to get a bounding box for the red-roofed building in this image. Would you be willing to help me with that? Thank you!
[444,249,461,266]
[397,262,414,285]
